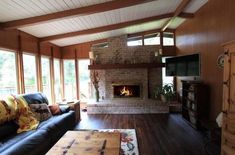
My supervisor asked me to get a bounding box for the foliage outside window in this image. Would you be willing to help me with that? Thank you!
[144,33,160,45]
[127,36,143,46]
[0,49,18,98]
[63,60,76,101]
[78,59,90,102]
[163,32,174,46]
[23,54,38,93]
[41,57,52,103]
[54,59,62,102]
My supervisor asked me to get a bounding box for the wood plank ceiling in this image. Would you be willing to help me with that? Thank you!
[0,0,208,47]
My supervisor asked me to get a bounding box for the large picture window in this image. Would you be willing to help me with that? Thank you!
[78,59,90,102]
[63,60,76,101]
[41,57,52,103]
[23,54,38,93]
[54,59,62,102]
[0,49,18,98]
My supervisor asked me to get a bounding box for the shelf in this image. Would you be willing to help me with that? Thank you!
[88,63,165,70]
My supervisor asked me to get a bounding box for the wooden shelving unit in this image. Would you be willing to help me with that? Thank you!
[181,80,209,129]
[88,63,165,70]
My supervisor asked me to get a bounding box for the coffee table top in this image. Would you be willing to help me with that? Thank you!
[46,130,121,155]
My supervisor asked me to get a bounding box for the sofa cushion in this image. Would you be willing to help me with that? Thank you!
[0,129,51,155]
[59,105,70,113]
[22,93,49,105]
[38,111,75,143]
[29,103,52,121]
[0,130,35,153]
[0,121,18,140]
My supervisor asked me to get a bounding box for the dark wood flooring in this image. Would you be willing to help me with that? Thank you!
[75,112,208,155]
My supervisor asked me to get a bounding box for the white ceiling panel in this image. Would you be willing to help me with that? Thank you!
[0,0,209,46]
[0,0,113,22]
[51,18,170,46]
[19,0,182,37]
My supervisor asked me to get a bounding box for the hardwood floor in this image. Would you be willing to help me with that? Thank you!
[75,112,207,155]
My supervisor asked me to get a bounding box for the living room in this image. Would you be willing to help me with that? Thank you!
[0,0,234,155]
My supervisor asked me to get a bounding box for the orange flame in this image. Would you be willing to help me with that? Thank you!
[120,86,133,96]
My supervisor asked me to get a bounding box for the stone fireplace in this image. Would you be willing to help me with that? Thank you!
[112,84,141,98]
[87,35,169,114]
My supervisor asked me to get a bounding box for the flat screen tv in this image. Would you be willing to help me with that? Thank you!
[165,54,200,76]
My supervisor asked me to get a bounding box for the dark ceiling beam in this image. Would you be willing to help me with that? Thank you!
[161,0,191,31]
[178,12,194,18]
[1,0,155,30]
[39,13,174,42]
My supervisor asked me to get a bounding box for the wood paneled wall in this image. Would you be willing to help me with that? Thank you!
[0,29,61,57]
[175,0,235,120]
[61,39,108,59]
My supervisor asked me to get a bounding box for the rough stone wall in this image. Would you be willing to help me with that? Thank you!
[91,35,162,100]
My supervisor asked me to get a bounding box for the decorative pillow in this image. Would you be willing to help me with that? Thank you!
[48,104,61,115]
[0,100,15,125]
[13,96,39,133]
[29,103,52,121]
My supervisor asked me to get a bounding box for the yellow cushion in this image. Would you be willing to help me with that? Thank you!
[13,96,39,133]
[0,100,15,124]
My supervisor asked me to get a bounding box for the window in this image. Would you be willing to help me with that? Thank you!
[63,60,76,101]
[163,32,174,46]
[41,57,52,103]
[162,57,174,86]
[144,33,160,45]
[0,49,18,98]
[54,59,62,102]
[127,36,143,46]
[23,54,38,93]
[78,59,90,102]
[92,42,109,48]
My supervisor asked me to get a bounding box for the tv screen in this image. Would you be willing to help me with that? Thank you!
[165,54,200,76]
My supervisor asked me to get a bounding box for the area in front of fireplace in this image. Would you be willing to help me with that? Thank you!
[113,84,141,98]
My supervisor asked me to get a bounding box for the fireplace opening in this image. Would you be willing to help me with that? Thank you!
[113,85,141,98]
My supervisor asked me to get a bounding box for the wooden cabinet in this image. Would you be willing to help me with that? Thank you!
[181,80,209,129]
[221,41,235,155]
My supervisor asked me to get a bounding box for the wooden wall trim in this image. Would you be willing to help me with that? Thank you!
[37,41,42,92]
[50,46,55,104]
[75,49,79,100]
[17,31,25,94]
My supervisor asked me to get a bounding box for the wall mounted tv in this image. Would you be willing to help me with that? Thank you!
[165,54,200,76]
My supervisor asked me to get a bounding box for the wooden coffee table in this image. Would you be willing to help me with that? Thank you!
[46,130,121,155]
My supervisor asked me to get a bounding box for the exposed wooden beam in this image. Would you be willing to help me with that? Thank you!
[40,13,174,42]
[178,12,194,18]
[161,0,191,31]
[1,0,155,30]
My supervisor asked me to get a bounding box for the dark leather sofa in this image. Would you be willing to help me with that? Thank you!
[0,93,76,155]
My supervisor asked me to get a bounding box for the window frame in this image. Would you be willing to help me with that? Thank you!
[22,52,39,93]
[0,48,19,96]
[63,59,77,101]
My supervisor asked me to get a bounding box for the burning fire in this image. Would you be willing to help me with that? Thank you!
[120,86,133,96]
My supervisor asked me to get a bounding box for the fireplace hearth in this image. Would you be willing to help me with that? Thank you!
[113,85,141,98]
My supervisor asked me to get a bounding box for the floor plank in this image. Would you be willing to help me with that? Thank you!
[75,112,207,155]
